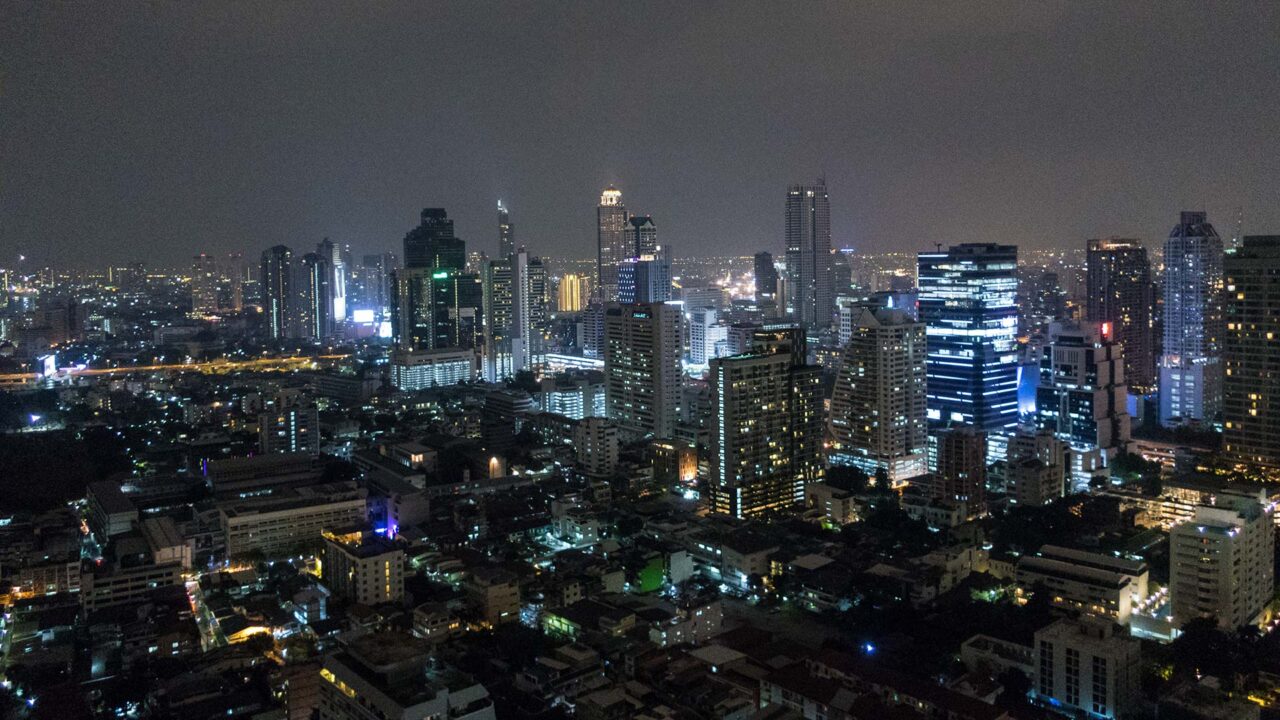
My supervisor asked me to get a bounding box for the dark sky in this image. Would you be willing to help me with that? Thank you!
[3,3,1279,268]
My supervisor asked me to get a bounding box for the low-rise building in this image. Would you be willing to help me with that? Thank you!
[1034,618,1140,720]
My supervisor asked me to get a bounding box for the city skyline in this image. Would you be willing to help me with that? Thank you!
[3,4,1280,267]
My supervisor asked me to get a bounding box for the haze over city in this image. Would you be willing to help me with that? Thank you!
[3,2,1280,266]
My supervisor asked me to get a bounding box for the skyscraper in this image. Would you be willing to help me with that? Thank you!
[709,326,824,518]
[617,250,672,305]
[260,245,293,340]
[604,303,682,439]
[498,201,514,259]
[190,253,220,315]
[557,274,588,313]
[1223,236,1280,474]
[596,186,629,303]
[1159,211,1224,426]
[829,307,928,485]
[1086,238,1155,393]
[784,181,833,327]
[916,243,1020,432]
[482,258,515,381]
[392,268,482,351]
[754,251,778,301]
[317,237,348,321]
[298,252,333,340]
[629,215,658,256]
[404,208,465,271]
[1035,321,1130,454]
[512,249,549,373]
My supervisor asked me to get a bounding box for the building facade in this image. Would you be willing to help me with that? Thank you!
[1223,236,1280,474]
[784,181,833,327]
[603,303,682,439]
[1086,238,1155,393]
[1159,211,1224,426]
[916,243,1019,432]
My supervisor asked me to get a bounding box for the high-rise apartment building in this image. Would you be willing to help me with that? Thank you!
[298,251,333,340]
[596,186,629,303]
[482,259,515,381]
[498,200,514,259]
[1159,211,1224,426]
[709,327,823,518]
[1223,236,1280,475]
[784,181,833,327]
[317,237,348,321]
[260,245,293,340]
[258,396,320,456]
[1035,321,1130,453]
[1086,238,1154,393]
[917,243,1019,431]
[829,307,927,484]
[1170,493,1275,629]
[190,253,220,315]
[603,303,682,440]
[404,208,465,270]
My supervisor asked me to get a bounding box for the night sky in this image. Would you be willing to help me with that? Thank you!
[2,2,1279,267]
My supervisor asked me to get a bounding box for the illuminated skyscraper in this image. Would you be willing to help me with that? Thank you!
[710,326,824,518]
[298,252,333,339]
[482,259,515,381]
[260,245,293,340]
[498,201,514,259]
[404,208,465,271]
[596,186,628,303]
[829,307,928,484]
[784,181,833,327]
[1159,211,1224,426]
[617,250,672,305]
[392,268,481,351]
[1086,238,1155,393]
[317,237,348,321]
[1223,236,1280,473]
[916,243,1019,431]
[557,274,588,312]
[604,303,681,439]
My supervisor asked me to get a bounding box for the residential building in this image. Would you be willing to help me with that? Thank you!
[709,326,824,517]
[1035,320,1131,459]
[603,303,682,439]
[322,529,405,607]
[1170,493,1275,629]
[1086,238,1155,393]
[1223,236,1280,474]
[596,186,629,303]
[829,306,928,485]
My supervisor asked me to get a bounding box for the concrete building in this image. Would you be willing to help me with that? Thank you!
[1170,493,1275,629]
[464,566,520,628]
[391,347,476,390]
[219,482,368,560]
[934,426,987,512]
[1223,236,1280,475]
[319,633,495,720]
[322,529,405,607]
[1016,545,1148,624]
[596,186,629,303]
[829,306,928,485]
[258,396,321,456]
[1087,238,1155,393]
[1034,618,1140,719]
[709,327,823,518]
[573,417,619,479]
[603,303,682,440]
[1035,321,1131,462]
